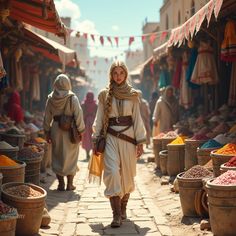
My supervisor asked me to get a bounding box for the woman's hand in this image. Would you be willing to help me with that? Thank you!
[136,144,143,158]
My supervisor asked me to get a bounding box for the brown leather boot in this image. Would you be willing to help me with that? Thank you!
[121,193,130,220]
[109,196,122,228]
[56,174,65,191]
[66,175,76,191]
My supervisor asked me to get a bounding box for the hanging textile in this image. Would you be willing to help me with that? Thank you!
[186,48,200,89]
[0,51,6,79]
[180,52,192,109]
[228,62,236,106]
[191,41,219,85]
[0,51,8,91]
[221,20,236,62]
[172,59,182,89]
[31,66,40,101]
[158,69,171,89]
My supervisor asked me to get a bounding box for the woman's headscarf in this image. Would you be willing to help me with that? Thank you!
[7,91,24,123]
[48,74,74,109]
[108,61,138,100]
[99,61,139,102]
[162,86,177,105]
[82,91,97,115]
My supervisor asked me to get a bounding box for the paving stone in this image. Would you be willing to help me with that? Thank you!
[104,221,138,235]
[135,221,159,234]
[61,223,76,235]
[76,223,104,235]
[39,222,60,235]
[157,225,173,236]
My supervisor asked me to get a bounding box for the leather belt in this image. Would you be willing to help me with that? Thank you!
[107,127,137,145]
[108,116,132,126]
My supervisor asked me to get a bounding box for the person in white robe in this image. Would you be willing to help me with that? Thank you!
[43,74,85,191]
[93,61,146,228]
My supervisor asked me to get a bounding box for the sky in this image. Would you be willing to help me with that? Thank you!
[54,0,163,58]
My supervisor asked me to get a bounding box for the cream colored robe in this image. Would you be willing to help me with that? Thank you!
[152,97,179,133]
[43,95,85,176]
[93,93,146,198]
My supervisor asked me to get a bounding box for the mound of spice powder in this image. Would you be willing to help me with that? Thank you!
[0,155,18,166]
[212,170,236,185]
[182,165,213,178]
[224,156,236,167]
[170,136,186,145]
[5,185,42,198]
[215,143,236,155]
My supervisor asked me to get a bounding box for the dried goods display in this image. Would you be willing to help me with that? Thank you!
[212,170,236,185]
[18,145,43,160]
[0,155,18,166]
[182,165,213,178]
[5,184,42,198]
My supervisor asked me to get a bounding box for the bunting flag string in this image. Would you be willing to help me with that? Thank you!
[71,28,170,48]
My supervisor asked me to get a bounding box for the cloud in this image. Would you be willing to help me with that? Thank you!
[112,25,120,32]
[55,0,80,23]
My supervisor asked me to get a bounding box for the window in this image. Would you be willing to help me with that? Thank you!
[166,14,169,29]
[191,0,195,16]
[178,11,181,25]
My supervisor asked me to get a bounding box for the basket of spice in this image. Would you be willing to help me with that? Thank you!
[210,143,236,177]
[153,133,165,169]
[220,156,236,174]
[0,201,18,236]
[206,171,236,236]
[1,182,46,236]
[18,145,44,185]
[1,127,26,150]
[197,139,222,166]
[177,165,213,217]
[167,136,186,176]
[161,131,178,150]
[0,155,25,184]
[0,141,19,160]
[184,134,209,171]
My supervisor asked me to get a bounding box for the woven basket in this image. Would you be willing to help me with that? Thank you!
[153,137,162,168]
[197,147,217,166]
[185,139,208,170]
[210,150,235,177]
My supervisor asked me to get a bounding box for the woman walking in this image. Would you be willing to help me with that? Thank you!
[81,91,97,160]
[93,61,146,228]
[43,74,85,191]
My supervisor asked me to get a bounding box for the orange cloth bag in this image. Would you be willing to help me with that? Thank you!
[88,153,104,185]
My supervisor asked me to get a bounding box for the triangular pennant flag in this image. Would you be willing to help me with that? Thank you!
[114,37,119,47]
[160,31,168,43]
[129,36,135,46]
[107,36,113,46]
[83,33,87,39]
[90,34,95,42]
[149,33,157,45]
[206,0,214,26]
[100,36,104,46]
[142,35,146,42]
[214,0,223,19]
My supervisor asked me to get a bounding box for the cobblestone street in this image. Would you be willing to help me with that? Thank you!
[39,148,173,236]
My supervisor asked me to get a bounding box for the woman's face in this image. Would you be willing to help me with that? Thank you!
[112,66,126,85]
